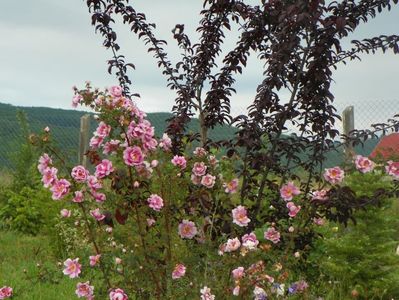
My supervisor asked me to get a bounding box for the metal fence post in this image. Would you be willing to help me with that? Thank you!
[78,114,91,168]
[342,105,355,162]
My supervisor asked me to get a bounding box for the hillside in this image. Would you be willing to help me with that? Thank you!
[0,102,380,170]
[0,103,236,169]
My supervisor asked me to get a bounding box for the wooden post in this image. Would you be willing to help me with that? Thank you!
[342,106,355,161]
[78,114,91,168]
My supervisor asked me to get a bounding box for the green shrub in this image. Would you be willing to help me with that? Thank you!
[308,171,399,299]
[0,187,60,235]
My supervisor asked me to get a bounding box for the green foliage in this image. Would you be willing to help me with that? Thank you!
[0,187,60,235]
[308,171,399,299]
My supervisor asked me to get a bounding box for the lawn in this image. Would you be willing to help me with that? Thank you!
[0,231,76,299]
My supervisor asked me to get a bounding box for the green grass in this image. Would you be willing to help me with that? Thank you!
[0,231,77,299]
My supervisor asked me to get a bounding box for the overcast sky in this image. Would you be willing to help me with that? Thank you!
[0,1,398,128]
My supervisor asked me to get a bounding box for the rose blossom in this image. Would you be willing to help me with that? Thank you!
[233,285,240,296]
[38,153,52,173]
[200,286,215,300]
[191,174,201,185]
[311,189,329,201]
[41,167,58,188]
[313,217,326,226]
[286,202,301,218]
[323,166,345,184]
[224,178,239,194]
[241,232,259,250]
[147,194,164,212]
[89,135,104,149]
[103,140,121,155]
[159,133,172,151]
[172,263,186,279]
[171,155,187,169]
[95,121,111,137]
[232,266,245,280]
[109,288,128,300]
[146,218,156,227]
[95,159,114,178]
[72,94,83,108]
[0,286,12,299]
[50,179,71,200]
[109,85,123,98]
[232,205,251,227]
[63,258,81,278]
[192,162,207,176]
[73,191,84,203]
[264,227,281,244]
[123,146,144,166]
[280,181,301,201]
[224,237,241,252]
[178,220,197,239]
[386,160,399,179]
[201,174,216,188]
[71,165,89,183]
[89,254,101,267]
[91,190,106,202]
[75,281,94,298]
[60,209,71,218]
[90,208,105,221]
[87,175,102,190]
[193,147,207,157]
[355,155,375,173]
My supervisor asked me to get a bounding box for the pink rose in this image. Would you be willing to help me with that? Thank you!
[89,135,104,149]
[286,201,301,218]
[95,159,114,179]
[63,258,81,278]
[73,191,84,203]
[171,155,187,169]
[38,153,52,174]
[193,147,208,157]
[123,146,145,166]
[241,232,259,250]
[200,286,215,300]
[75,281,94,298]
[355,155,375,173]
[386,161,399,179]
[224,178,239,194]
[313,217,326,226]
[201,174,216,188]
[224,237,241,252]
[90,208,105,221]
[159,133,172,151]
[41,167,58,188]
[232,205,251,227]
[109,85,123,98]
[50,179,71,200]
[91,191,106,203]
[109,288,128,300]
[232,266,245,280]
[323,166,345,184]
[89,254,101,267]
[178,220,197,239]
[147,194,164,212]
[280,181,301,201]
[87,175,102,190]
[311,189,329,201]
[192,162,207,176]
[103,140,121,155]
[191,174,201,185]
[95,121,111,138]
[71,165,89,183]
[0,286,13,299]
[60,209,71,218]
[172,263,186,279]
[264,227,281,244]
[72,94,83,108]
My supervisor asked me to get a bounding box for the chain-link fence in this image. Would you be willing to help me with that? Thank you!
[1,99,398,170]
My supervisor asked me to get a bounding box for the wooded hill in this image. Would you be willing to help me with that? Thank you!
[0,102,378,170]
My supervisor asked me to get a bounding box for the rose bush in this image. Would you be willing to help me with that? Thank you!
[27,83,399,299]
